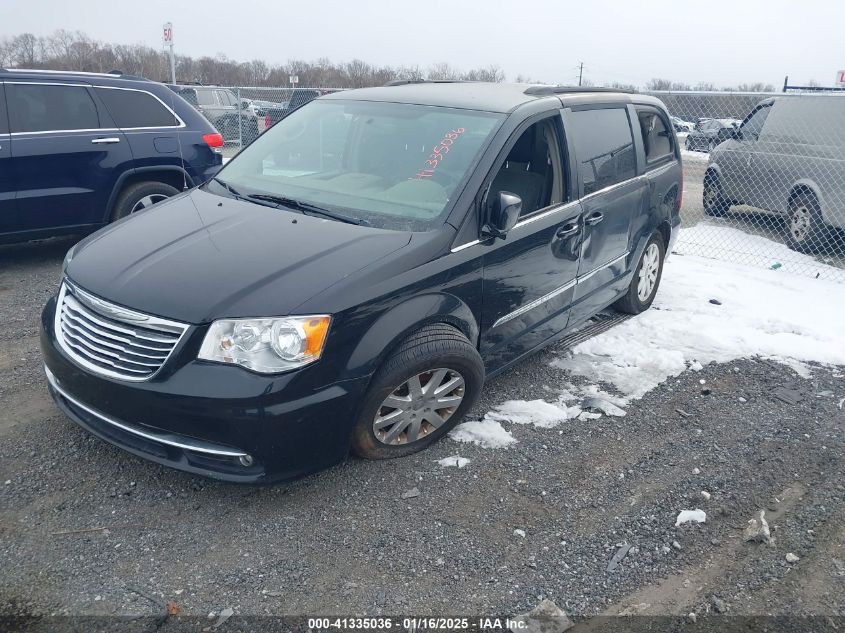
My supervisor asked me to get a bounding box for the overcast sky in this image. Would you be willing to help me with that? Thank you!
[1,0,840,88]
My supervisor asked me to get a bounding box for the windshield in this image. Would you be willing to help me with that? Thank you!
[216,100,504,230]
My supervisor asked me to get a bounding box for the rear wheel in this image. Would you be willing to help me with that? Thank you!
[786,192,828,253]
[703,174,730,217]
[351,324,484,460]
[112,181,179,221]
[613,232,665,315]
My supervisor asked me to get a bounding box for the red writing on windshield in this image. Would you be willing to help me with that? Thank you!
[412,128,465,179]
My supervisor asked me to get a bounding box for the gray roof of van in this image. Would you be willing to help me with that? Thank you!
[320,82,664,113]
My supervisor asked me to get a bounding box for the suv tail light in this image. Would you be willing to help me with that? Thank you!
[265,114,272,130]
[203,132,224,154]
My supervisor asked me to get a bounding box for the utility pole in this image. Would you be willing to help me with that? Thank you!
[163,23,176,84]
[578,61,584,87]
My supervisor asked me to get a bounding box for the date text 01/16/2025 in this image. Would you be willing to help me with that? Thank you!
[307,616,532,631]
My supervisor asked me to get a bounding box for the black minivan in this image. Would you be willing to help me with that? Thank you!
[41,82,682,483]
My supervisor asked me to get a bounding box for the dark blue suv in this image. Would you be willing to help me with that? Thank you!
[0,69,223,244]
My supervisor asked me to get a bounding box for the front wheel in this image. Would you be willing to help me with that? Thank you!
[112,181,179,221]
[703,175,730,217]
[613,232,665,315]
[351,324,484,460]
[786,192,828,253]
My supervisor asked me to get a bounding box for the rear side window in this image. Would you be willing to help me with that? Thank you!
[0,85,8,134]
[8,83,100,133]
[216,90,235,106]
[175,88,199,107]
[569,108,636,195]
[196,90,216,106]
[637,110,673,163]
[95,88,179,128]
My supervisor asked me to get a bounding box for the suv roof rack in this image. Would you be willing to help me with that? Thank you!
[524,85,635,95]
[4,68,123,77]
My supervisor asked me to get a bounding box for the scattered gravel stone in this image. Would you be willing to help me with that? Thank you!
[785,553,800,563]
[701,491,712,500]
[510,599,574,633]
[744,510,773,544]
[401,487,420,499]
[712,596,728,613]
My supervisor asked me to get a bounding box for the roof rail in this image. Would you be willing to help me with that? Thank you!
[384,79,469,86]
[4,68,123,77]
[524,85,635,95]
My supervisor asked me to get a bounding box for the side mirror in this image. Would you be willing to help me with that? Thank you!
[240,100,250,110]
[484,191,522,239]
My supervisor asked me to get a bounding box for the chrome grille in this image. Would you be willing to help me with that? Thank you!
[55,282,188,381]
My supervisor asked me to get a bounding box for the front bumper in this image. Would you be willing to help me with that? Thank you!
[41,296,369,483]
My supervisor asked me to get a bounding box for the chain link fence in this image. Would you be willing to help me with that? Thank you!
[167,84,345,151]
[177,83,845,283]
[648,89,845,282]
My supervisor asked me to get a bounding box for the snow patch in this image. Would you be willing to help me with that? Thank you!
[675,509,707,526]
[449,420,516,449]
[552,234,845,399]
[438,455,470,468]
[486,399,572,428]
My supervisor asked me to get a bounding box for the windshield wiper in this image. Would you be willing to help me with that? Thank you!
[246,194,368,226]
[211,177,243,199]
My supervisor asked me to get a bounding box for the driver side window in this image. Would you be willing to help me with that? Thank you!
[489,118,564,217]
[741,105,771,141]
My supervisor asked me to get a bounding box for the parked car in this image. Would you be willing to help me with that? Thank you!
[704,95,845,252]
[41,83,682,483]
[0,69,223,244]
[685,118,741,151]
[167,84,260,144]
[262,89,332,127]
[670,115,694,133]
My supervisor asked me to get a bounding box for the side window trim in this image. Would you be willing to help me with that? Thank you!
[0,82,9,135]
[634,105,676,170]
[6,81,106,135]
[93,86,185,130]
[562,104,638,198]
[480,111,570,222]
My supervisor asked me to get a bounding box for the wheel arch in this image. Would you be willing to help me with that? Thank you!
[104,167,193,222]
[345,292,480,379]
[788,180,824,213]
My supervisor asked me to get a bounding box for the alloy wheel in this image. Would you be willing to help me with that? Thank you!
[373,368,465,445]
[789,204,812,243]
[703,180,717,208]
[131,194,169,214]
[637,243,660,302]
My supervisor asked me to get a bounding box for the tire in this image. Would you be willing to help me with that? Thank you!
[685,137,692,151]
[350,324,484,460]
[112,181,179,221]
[613,231,665,315]
[786,192,828,253]
[703,174,730,217]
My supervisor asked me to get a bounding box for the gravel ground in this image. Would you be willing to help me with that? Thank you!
[1,237,844,630]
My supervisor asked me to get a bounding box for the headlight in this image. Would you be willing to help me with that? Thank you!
[198,315,331,373]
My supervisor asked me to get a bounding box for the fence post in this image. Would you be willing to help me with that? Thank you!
[237,87,243,148]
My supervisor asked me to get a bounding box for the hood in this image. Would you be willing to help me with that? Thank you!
[65,188,412,323]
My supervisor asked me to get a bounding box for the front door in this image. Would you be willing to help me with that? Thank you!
[7,81,134,232]
[0,82,16,234]
[480,115,584,370]
[721,102,772,208]
[564,105,646,324]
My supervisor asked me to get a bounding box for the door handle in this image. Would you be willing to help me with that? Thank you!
[91,137,121,144]
[555,222,580,239]
[584,211,604,226]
